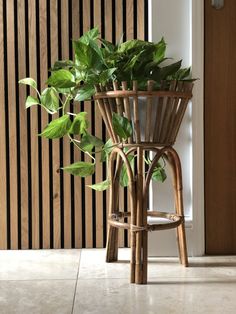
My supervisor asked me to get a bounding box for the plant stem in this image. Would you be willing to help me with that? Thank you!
[62,95,71,115]
[68,134,96,162]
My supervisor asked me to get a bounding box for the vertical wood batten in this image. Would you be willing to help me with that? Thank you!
[116,0,123,41]
[72,0,82,249]
[83,0,93,248]
[0,0,7,249]
[0,0,147,249]
[137,0,144,39]
[28,0,39,249]
[50,0,61,249]
[61,0,72,249]
[94,0,104,248]
[39,0,50,249]
[18,0,29,249]
[7,0,18,249]
[126,0,134,40]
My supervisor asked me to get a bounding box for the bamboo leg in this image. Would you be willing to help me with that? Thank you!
[130,179,136,283]
[135,147,147,284]
[167,149,188,266]
[106,154,119,262]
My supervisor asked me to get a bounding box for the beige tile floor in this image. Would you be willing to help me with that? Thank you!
[0,249,236,314]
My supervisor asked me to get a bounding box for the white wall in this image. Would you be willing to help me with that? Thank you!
[149,0,192,218]
[148,0,204,256]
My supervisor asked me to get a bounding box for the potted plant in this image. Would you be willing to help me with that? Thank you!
[20,27,194,284]
[19,27,192,189]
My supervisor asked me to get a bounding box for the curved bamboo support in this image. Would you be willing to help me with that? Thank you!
[106,147,137,282]
[164,147,188,266]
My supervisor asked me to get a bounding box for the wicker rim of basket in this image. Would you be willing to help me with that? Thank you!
[93,89,192,100]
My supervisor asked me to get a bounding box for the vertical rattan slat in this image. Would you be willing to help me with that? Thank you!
[153,95,162,142]
[113,81,125,115]
[122,81,133,144]
[159,81,177,143]
[145,80,154,141]
[166,97,181,143]
[100,84,118,143]
[133,81,141,143]
[170,82,194,143]
[95,85,116,142]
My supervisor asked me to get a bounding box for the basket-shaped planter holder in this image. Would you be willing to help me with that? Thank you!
[94,80,193,284]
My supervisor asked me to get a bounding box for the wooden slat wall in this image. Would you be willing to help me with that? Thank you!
[0,0,148,249]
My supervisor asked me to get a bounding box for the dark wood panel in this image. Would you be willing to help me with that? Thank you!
[205,0,236,254]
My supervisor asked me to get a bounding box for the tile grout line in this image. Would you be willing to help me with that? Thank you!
[71,249,82,314]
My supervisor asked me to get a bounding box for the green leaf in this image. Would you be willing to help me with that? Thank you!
[99,38,115,53]
[63,161,95,177]
[40,114,72,139]
[100,138,113,162]
[74,85,95,101]
[87,179,110,191]
[55,87,72,94]
[79,27,100,45]
[80,134,104,153]
[99,68,116,85]
[73,41,92,66]
[19,77,37,90]
[172,67,191,80]
[40,87,59,113]
[153,37,166,63]
[150,60,182,82]
[25,96,40,109]
[87,38,104,61]
[118,39,153,53]
[69,112,88,135]
[112,112,132,140]
[73,40,103,70]
[160,60,182,79]
[152,167,167,182]
[51,60,75,71]
[119,156,134,187]
[47,69,76,88]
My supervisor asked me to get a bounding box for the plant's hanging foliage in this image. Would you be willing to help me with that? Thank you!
[19,27,193,189]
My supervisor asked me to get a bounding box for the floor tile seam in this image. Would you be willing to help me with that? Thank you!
[71,250,82,314]
[0,278,77,282]
[76,276,236,281]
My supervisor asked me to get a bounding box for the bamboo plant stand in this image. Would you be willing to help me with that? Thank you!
[94,80,193,284]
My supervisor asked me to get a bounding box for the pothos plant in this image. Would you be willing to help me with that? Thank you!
[19,27,192,191]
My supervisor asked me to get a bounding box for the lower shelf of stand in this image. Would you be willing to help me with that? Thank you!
[108,210,184,232]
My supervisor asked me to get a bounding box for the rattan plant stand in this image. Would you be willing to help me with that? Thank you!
[94,80,193,284]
